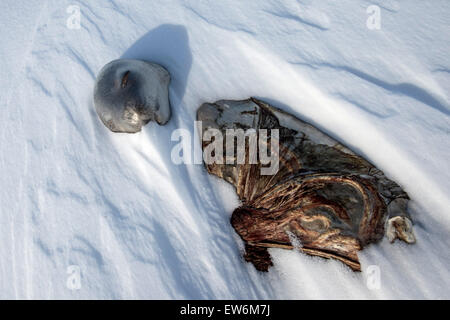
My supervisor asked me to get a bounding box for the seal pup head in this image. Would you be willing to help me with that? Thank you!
[94,59,171,133]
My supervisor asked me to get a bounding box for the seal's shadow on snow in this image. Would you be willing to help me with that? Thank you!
[119,24,195,199]
[119,25,272,298]
[119,24,193,179]
[121,24,191,104]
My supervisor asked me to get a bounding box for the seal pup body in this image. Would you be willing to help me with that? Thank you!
[94,59,171,133]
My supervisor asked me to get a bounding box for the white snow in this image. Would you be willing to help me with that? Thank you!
[0,0,449,299]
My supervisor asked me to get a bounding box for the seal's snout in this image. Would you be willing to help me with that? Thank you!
[93,59,172,133]
[123,105,141,127]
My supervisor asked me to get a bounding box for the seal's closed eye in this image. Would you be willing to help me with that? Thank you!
[121,71,130,88]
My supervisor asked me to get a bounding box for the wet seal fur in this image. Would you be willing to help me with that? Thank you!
[197,98,415,272]
[94,59,171,133]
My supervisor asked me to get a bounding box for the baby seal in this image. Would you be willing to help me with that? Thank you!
[94,59,171,133]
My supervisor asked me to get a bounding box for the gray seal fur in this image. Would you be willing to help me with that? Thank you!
[94,59,171,133]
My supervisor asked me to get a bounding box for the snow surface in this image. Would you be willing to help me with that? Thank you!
[0,0,449,299]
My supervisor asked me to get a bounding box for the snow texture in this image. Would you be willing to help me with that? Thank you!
[0,0,449,299]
